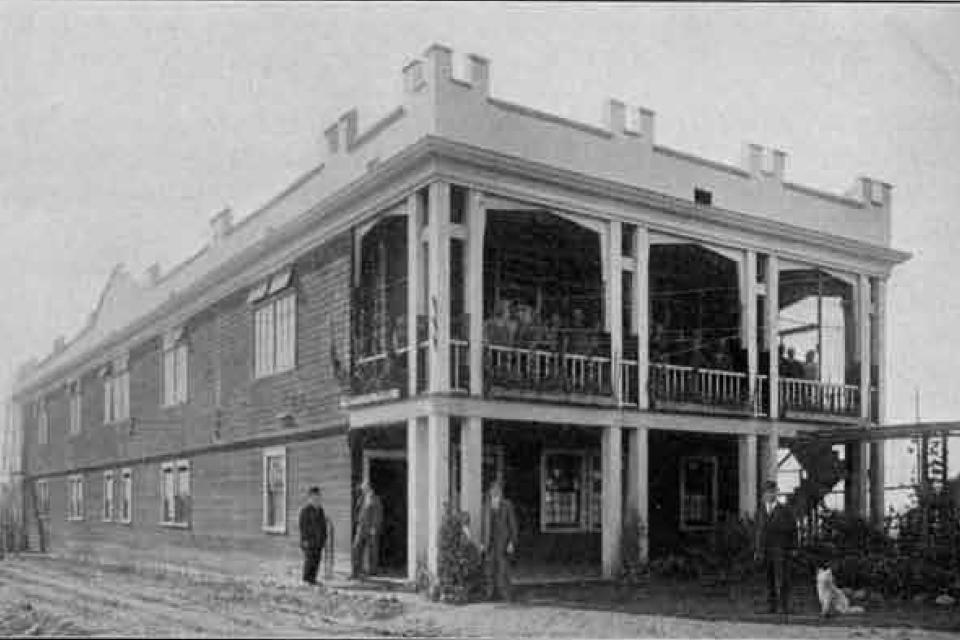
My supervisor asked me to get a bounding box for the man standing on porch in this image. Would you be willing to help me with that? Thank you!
[755,480,798,616]
[298,487,327,586]
[353,481,383,578]
[480,480,518,602]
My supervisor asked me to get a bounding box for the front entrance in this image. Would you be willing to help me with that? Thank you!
[366,455,408,577]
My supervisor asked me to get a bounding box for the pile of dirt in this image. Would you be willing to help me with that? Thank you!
[0,597,89,637]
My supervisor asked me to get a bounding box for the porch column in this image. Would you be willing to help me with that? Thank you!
[762,427,780,488]
[407,193,423,396]
[744,250,758,413]
[634,226,650,410]
[626,426,649,562]
[859,274,871,420]
[738,433,758,517]
[845,440,869,519]
[460,416,483,540]
[427,182,451,392]
[407,416,428,581]
[601,422,623,578]
[426,412,450,576]
[766,254,780,418]
[870,277,888,525]
[609,221,623,404]
[466,190,486,396]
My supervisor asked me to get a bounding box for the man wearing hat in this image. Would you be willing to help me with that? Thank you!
[299,486,328,586]
[755,480,798,615]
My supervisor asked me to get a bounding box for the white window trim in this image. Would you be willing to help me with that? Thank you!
[103,368,130,425]
[37,404,49,446]
[159,459,191,528]
[36,480,50,518]
[69,384,82,436]
[262,445,287,534]
[540,449,594,534]
[161,340,189,406]
[67,474,84,521]
[678,455,719,532]
[119,468,133,525]
[102,470,115,522]
[253,291,298,379]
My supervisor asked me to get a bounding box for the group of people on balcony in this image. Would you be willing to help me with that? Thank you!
[778,345,819,381]
[649,324,747,373]
[483,299,606,357]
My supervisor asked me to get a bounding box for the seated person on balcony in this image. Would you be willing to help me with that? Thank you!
[687,330,709,370]
[567,308,599,355]
[803,350,818,381]
[543,312,562,353]
[484,300,513,346]
[515,304,544,349]
[649,322,669,364]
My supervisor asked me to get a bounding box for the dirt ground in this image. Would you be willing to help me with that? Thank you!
[0,554,958,638]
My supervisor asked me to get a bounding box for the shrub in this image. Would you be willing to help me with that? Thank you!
[435,507,485,604]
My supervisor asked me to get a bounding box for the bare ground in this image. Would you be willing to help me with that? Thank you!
[0,554,957,639]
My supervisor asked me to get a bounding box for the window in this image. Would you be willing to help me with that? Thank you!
[160,460,191,526]
[119,468,133,524]
[37,402,49,446]
[68,380,82,435]
[622,223,637,257]
[36,480,50,517]
[252,269,297,377]
[162,329,188,406]
[694,188,713,206]
[679,455,718,531]
[262,447,287,533]
[67,475,84,521]
[103,471,115,521]
[450,184,467,224]
[103,355,130,423]
[541,451,585,532]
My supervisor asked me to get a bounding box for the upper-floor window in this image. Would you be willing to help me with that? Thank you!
[35,480,50,517]
[37,401,49,446]
[103,470,115,522]
[102,354,130,424]
[162,328,189,406]
[119,468,133,524]
[67,474,84,521]
[160,459,191,527]
[262,446,287,533]
[249,267,297,378]
[68,379,82,436]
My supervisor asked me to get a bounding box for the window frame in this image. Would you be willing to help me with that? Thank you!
[118,468,133,524]
[68,380,82,436]
[262,446,288,534]
[36,480,50,518]
[540,449,593,534]
[67,474,84,521]
[159,459,191,528]
[162,339,189,406]
[253,290,297,379]
[102,470,115,522]
[103,357,130,424]
[37,401,49,446]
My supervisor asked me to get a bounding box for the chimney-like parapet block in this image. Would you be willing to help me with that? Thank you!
[324,123,340,153]
[424,43,454,84]
[338,109,358,152]
[467,53,490,95]
[636,107,655,143]
[605,99,627,134]
[210,207,233,245]
[743,143,765,177]
[403,58,425,94]
[770,149,787,180]
[852,176,892,210]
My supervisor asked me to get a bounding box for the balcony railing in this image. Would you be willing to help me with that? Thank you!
[620,359,639,407]
[350,347,410,399]
[649,363,753,414]
[484,344,614,399]
[779,377,861,420]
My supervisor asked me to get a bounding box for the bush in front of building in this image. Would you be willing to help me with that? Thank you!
[435,507,485,604]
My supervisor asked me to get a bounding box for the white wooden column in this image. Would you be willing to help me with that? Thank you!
[407,416,428,580]
[635,226,649,410]
[744,250,758,410]
[738,433,758,517]
[626,426,649,562]
[427,182,451,393]
[601,422,623,578]
[407,194,423,397]
[870,277,887,524]
[859,274,871,421]
[609,221,623,404]
[766,428,780,487]
[426,412,450,576]
[767,254,780,418]
[460,416,483,539]
[466,191,486,396]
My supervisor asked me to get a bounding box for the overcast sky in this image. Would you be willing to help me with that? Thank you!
[2,3,959,437]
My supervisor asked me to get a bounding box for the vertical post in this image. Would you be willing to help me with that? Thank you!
[426,413,450,576]
[609,221,623,403]
[467,191,486,396]
[738,433,758,517]
[870,277,887,524]
[407,417,426,581]
[635,226,650,410]
[460,416,483,540]
[767,254,780,418]
[407,193,422,397]
[745,251,758,409]
[765,427,780,489]
[846,440,868,519]
[601,422,623,578]
[859,274,871,420]
[626,426,649,562]
[427,182,451,393]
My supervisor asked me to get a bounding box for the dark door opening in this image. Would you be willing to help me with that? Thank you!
[368,458,407,576]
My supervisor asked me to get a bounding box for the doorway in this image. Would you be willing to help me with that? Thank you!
[364,453,408,576]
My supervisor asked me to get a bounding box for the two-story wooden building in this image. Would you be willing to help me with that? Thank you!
[10,44,909,582]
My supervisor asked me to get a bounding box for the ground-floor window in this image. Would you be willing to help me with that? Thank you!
[35,480,50,517]
[160,460,191,526]
[67,475,84,521]
[102,471,115,521]
[679,455,718,530]
[262,446,287,533]
[119,468,133,524]
[540,450,602,533]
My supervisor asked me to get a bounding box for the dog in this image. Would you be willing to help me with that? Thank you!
[816,567,865,616]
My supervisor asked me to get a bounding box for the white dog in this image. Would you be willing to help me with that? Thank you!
[816,567,865,616]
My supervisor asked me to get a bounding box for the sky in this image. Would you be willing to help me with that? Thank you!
[2,2,960,484]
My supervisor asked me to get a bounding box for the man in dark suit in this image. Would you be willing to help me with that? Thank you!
[298,486,327,586]
[755,480,798,615]
[480,480,519,602]
[353,481,383,578]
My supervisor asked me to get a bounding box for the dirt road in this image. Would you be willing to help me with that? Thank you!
[0,555,956,638]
